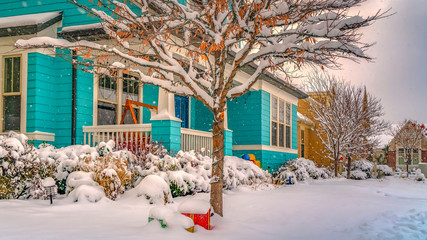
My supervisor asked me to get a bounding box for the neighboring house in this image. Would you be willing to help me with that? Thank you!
[0,1,307,172]
[296,112,314,159]
[387,129,427,170]
[297,93,332,167]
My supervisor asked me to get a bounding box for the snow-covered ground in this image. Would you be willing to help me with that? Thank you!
[0,177,426,240]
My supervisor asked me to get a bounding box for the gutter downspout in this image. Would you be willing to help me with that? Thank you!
[71,50,77,145]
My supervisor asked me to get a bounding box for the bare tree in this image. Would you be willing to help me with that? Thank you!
[15,0,388,215]
[305,73,387,178]
[391,120,427,177]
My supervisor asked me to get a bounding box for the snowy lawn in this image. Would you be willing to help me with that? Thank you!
[1,177,426,240]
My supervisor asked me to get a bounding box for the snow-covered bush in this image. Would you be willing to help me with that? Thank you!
[66,171,98,194]
[414,169,425,182]
[350,160,374,179]
[67,185,107,203]
[377,165,393,176]
[349,170,368,180]
[130,175,173,204]
[274,158,331,183]
[223,156,271,189]
[0,132,55,199]
[76,156,132,200]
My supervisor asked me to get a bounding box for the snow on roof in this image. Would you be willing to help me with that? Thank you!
[0,12,62,29]
[178,199,210,214]
[297,112,314,125]
[61,23,103,33]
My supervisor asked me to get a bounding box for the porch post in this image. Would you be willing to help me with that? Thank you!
[150,88,182,153]
[223,103,233,156]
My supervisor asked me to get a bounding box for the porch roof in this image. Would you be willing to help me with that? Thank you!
[0,11,62,37]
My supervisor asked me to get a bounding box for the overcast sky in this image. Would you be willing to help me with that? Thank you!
[299,0,427,124]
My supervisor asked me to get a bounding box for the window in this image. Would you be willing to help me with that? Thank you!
[271,96,291,148]
[397,148,420,165]
[301,129,305,158]
[97,73,142,125]
[2,56,21,131]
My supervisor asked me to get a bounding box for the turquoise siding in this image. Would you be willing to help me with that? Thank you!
[151,120,181,153]
[26,53,57,136]
[193,99,213,132]
[292,104,297,150]
[233,150,297,172]
[190,98,196,129]
[75,65,94,145]
[0,0,141,28]
[142,85,159,124]
[228,90,270,145]
[26,52,93,147]
[224,130,233,156]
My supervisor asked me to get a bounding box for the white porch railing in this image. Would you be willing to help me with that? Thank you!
[83,124,152,152]
[181,128,213,156]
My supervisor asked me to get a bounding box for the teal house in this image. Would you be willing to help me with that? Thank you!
[0,1,307,171]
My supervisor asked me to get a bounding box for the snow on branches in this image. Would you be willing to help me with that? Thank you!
[15,0,388,113]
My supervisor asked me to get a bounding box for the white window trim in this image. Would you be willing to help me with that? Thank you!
[93,72,143,126]
[396,146,421,166]
[0,53,27,134]
[270,94,292,149]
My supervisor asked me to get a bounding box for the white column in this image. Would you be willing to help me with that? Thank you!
[151,88,181,121]
[224,103,228,130]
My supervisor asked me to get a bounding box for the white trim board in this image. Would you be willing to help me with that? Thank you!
[232,144,298,154]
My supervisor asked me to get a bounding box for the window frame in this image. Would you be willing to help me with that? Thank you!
[95,71,143,126]
[397,147,421,165]
[271,95,292,149]
[1,55,22,132]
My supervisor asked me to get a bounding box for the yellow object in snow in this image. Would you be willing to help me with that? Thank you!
[248,154,256,161]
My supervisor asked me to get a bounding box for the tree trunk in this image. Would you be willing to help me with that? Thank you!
[407,150,411,178]
[346,155,352,179]
[210,112,225,216]
[334,158,338,177]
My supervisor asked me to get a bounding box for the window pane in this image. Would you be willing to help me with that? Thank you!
[286,126,291,148]
[271,122,277,146]
[398,148,405,165]
[4,57,12,93]
[279,124,284,147]
[98,101,117,125]
[12,57,20,92]
[123,74,139,104]
[122,106,139,124]
[301,144,305,158]
[3,95,20,131]
[413,149,419,165]
[99,76,117,102]
[301,130,305,144]
[279,100,284,123]
[286,103,291,125]
[271,97,277,121]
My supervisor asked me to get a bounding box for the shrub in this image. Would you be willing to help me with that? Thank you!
[0,132,55,199]
[274,158,331,183]
[377,165,393,176]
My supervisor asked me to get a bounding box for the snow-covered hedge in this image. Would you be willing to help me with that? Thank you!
[274,158,331,183]
[346,160,394,180]
[0,132,55,199]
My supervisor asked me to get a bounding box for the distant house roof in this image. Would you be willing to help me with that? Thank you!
[0,11,62,37]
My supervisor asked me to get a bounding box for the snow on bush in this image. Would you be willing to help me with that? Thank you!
[66,171,98,194]
[414,169,425,182]
[377,165,393,176]
[223,156,271,189]
[67,185,107,203]
[350,159,374,179]
[129,175,173,204]
[274,158,331,183]
[0,132,55,199]
[349,170,368,180]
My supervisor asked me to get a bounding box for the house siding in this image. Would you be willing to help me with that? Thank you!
[142,84,159,124]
